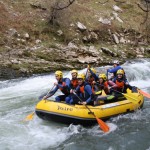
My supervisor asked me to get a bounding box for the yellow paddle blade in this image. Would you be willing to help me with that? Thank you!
[123,93,138,104]
[96,117,110,132]
[24,112,35,121]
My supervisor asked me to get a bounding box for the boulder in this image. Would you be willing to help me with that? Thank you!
[145,48,150,53]
[113,5,123,12]
[101,47,116,56]
[76,22,87,31]
[112,34,119,44]
[99,17,111,25]
[77,56,98,64]
[67,42,79,50]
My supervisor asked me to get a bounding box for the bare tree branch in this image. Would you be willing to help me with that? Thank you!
[145,0,150,3]
[136,0,150,43]
[49,0,75,24]
[136,0,149,25]
[136,1,150,12]
[142,1,149,24]
[52,0,75,10]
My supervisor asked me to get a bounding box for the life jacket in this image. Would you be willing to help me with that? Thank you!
[104,81,108,88]
[91,81,108,95]
[79,82,89,98]
[77,82,94,104]
[58,78,70,95]
[71,78,78,89]
[79,84,85,94]
[97,81,108,90]
[96,81,111,94]
[103,81,110,94]
[115,80,124,89]
[114,78,125,92]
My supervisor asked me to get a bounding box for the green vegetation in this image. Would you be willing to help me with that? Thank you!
[0,0,149,78]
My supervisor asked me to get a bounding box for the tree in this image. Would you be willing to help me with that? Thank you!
[49,0,75,25]
[136,0,150,42]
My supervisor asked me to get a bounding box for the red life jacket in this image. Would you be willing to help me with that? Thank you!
[80,85,84,94]
[102,81,109,94]
[104,81,108,88]
[71,79,78,89]
[79,82,90,98]
[115,80,125,89]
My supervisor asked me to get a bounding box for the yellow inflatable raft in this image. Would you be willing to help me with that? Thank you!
[35,89,144,126]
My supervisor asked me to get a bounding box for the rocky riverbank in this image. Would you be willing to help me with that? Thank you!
[0,0,150,79]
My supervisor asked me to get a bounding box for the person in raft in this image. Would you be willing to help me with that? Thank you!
[43,70,71,102]
[69,73,95,105]
[113,69,134,94]
[94,70,136,104]
[65,69,79,104]
[86,67,99,86]
[92,73,118,105]
[70,69,79,89]
[107,60,125,80]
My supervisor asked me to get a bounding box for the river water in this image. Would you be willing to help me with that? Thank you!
[0,59,150,150]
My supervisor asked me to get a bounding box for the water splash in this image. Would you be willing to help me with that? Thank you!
[0,58,150,150]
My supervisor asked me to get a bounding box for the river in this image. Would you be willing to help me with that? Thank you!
[0,59,150,150]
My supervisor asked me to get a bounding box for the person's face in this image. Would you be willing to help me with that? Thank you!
[117,74,123,79]
[55,75,61,81]
[72,72,77,78]
[113,63,117,67]
[99,78,103,83]
[78,78,84,85]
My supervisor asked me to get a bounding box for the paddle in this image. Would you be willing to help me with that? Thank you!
[24,112,35,121]
[24,85,55,121]
[106,70,108,80]
[73,91,109,132]
[138,89,150,99]
[85,64,89,79]
[111,89,139,104]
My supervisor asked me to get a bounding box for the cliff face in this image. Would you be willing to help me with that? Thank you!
[0,0,150,79]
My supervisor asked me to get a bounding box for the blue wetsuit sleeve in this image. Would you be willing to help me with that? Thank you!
[75,85,80,91]
[75,85,80,96]
[65,78,71,88]
[107,66,122,73]
[47,86,58,97]
[85,85,93,104]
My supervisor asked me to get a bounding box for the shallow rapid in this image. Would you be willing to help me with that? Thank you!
[0,58,150,150]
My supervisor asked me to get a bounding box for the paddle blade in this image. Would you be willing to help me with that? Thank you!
[123,94,138,104]
[96,117,109,132]
[24,112,34,121]
[139,90,150,98]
